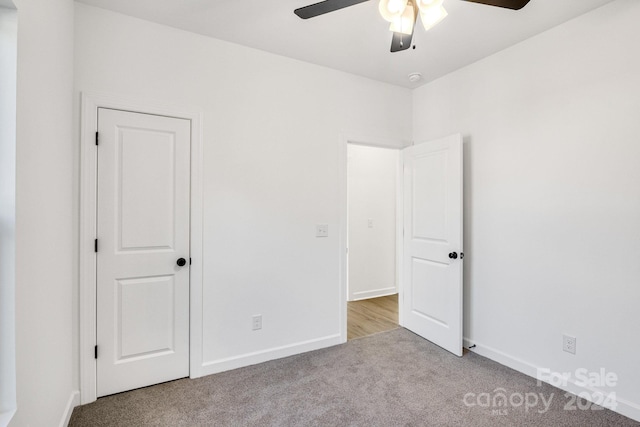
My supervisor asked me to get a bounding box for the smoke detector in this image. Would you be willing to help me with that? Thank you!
[408,72,422,83]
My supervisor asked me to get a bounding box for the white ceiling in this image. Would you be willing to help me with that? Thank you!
[76,0,615,88]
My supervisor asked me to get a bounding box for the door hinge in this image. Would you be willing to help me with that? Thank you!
[95,131,99,146]
[94,239,98,253]
[94,345,98,359]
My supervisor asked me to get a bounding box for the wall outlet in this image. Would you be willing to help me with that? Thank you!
[367,218,373,228]
[563,334,576,354]
[252,315,262,331]
[316,224,329,237]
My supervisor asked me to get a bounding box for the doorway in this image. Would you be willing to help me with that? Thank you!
[341,134,464,356]
[80,93,204,404]
[346,143,400,340]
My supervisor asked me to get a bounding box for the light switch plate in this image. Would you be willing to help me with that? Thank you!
[316,224,329,237]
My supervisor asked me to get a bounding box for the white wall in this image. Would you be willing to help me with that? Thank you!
[74,4,411,376]
[10,0,77,426]
[0,5,17,423]
[413,0,640,420]
[347,144,398,300]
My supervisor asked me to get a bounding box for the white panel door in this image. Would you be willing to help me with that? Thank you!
[402,134,463,356]
[96,108,191,397]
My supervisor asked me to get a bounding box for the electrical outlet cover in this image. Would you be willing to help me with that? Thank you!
[563,334,576,354]
[252,315,262,330]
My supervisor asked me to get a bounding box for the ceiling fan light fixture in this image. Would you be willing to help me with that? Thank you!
[419,4,447,31]
[379,0,408,22]
[389,2,415,35]
[415,0,443,11]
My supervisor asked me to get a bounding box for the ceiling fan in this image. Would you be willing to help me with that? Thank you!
[294,0,531,52]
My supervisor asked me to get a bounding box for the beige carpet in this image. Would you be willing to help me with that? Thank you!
[70,328,638,426]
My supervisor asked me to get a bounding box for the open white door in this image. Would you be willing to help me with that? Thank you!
[96,108,191,396]
[401,134,463,356]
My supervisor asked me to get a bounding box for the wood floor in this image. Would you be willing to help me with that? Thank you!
[347,294,398,340]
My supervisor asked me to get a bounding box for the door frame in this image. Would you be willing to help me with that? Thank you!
[79,91,204,404]
[338,134,410,342]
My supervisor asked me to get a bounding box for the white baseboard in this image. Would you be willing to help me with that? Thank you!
[463,338,640,423]
[349,287,397,301]
[198,334,342,378]
[59,390,80,427]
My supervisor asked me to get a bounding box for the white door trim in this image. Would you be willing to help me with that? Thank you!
[79,91,204,404]
[338,134,409,343]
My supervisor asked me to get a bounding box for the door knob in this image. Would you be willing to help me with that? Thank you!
[176,258,187,267]
[448,252,458,260]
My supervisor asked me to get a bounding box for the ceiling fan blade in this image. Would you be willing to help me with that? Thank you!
[390,31,413,53]
[462,0,531,10]
[294,0,370,19]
